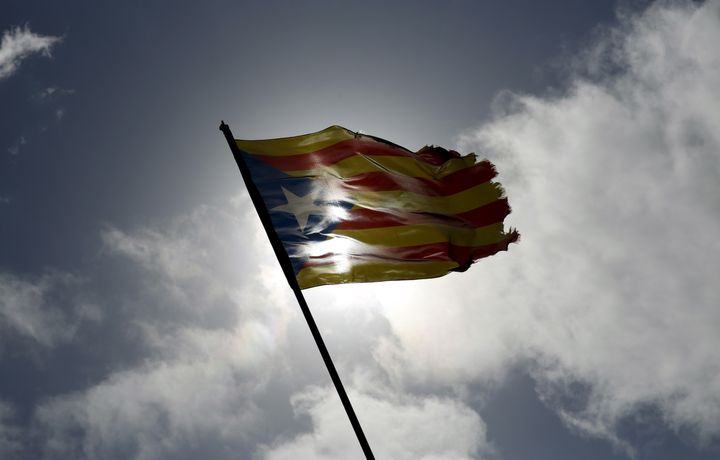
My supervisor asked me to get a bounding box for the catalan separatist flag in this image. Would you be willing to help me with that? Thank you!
[234,125,519,289]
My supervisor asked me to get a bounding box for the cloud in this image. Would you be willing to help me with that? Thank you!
[6,3,719,458]
[0,26,61,80]
[0,401,21,459]
[36,327,278,460]
[368,0,720,454]
[31,200,307,459]
[7,136,26,156]
[260,386,494,460]
[33,87,75,100]
[0,271,91,347]
[97,202,290,328]
[38,1,720,453]
[27,199,495,460]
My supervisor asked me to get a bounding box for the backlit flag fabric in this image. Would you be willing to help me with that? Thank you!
[235,126,519,289]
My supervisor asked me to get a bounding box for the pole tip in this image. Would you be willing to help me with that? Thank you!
[219,120,228,131]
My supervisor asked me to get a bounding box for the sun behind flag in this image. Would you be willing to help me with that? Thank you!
[233,125,518,289]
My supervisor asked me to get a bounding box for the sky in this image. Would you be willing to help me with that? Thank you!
[1,0,720,459]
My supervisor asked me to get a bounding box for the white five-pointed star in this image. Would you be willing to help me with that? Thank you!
[272,187,325,232]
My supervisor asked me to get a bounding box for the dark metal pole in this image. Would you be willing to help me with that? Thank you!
[219,121,376,460]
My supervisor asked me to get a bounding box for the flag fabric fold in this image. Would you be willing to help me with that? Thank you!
[235,125,518,289]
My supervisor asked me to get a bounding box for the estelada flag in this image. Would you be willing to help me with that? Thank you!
[233,126,518,289]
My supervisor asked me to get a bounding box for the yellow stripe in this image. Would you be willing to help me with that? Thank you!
[297,260,459,289]
[346,181,502,215]
[284,153,478,179]
[235,125,354,156]
[333,222,506,247]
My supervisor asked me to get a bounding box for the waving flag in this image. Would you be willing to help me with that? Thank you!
[232,125,518,289]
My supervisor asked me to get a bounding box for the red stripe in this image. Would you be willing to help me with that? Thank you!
[341,160,497,195]
[248,138,412,172]
[302,234,518,268]
[455,199,512,227]
[335,199,512,230]
[415,145,463,166]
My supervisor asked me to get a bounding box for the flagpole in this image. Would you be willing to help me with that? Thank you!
[219,121,376,460]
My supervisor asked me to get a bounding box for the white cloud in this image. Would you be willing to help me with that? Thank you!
[261,386,494,460]
[34,200,304,459]
[370,0,720,454]
[0,26,61,80]
[98,201,293,328]
[0,272,87,347]
[37,330,275,460]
